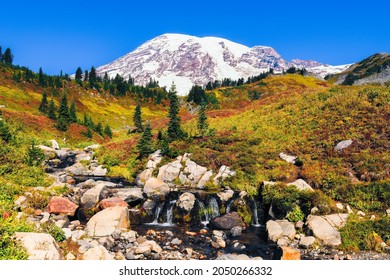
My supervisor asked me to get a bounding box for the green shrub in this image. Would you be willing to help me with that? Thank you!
[262,184,301,219]
[286,205,305,223]
[340,215,390,252]
[40,222,66,242]
[0,216,33,260]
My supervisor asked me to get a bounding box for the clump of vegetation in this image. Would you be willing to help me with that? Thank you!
[40,222,66,242]
[340,215,390,252]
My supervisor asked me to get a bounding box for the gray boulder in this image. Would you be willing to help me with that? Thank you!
[287,179,314,192]
[176,192,196,212]
[143,177,170,198]
[157,160,182,182]
[279,152,297,164]
[334,140,353,151]
[81,183,106,209]
[85,206,130,237]
[14,232,61,260]
[306,214,349,247]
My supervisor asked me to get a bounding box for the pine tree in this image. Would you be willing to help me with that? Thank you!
[137,122,154,157]
[39,91,48,113]
[197,102,209,136]
[48,98,57,120]
[3,48,13,65]
[167,83,185,140]
[24,140,45,166]
[58,93,70,122]
[56,93,69,131]
[38,67,46,87]
[0,119,12,143]
[103,124,113,138]
[103,72,110,90]
[75,67,83,83]
[69,99,77,123]
[89,66,97,88]
[133,104,143,132]
[84,70,89,82]
[95,122,103,136]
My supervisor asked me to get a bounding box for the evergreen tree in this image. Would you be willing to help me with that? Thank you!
[103,124,113,138]
[39,91,48,113]
[95,122,103,136]
[84,70,89,82]
[56,93,69,131]
[82,127,93,138]
[24,140,45,166]
[3,48,13,65]
[89,66,97,88]
[69,99,77,123]
[167,83,185,140]
[38,67,46,87]
[48,98,57,120]
[103,72,110,90]
[75,67,83,83]
[0,119,12,143]
[137,122,154,157]
[133,104,143,132]
[58,93,70,122]
[197,102,209,136]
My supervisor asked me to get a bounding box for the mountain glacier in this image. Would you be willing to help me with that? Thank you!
[96,34,351,95]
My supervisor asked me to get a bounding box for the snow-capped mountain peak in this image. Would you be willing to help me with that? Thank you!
[96,34,348,95]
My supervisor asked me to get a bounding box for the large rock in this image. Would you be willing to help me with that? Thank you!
[279,152,297,164]
[66,162,88,176]
[334,139,353,151]
[210,212,244,230]
[81,183,106,209]
[115,188,143,203]
[197,170,213,188]
[266,220,283,242]
[99,197,128,209]
[81,245,113,260]
[299,236,316,248]
[182,159,207,184]
[217,189,234,202]
[137,169,153,186]
[213,165,236,186]
[276,220,296,240]
[176,192,196,212]
[47,196,79,216]
[157,160,182,182]
[38,145,57,158]
[146,150,163,169]
[85,206,130,237]
[142,199,156,216]
[84,144,100,152]
[50,139,60,150]
[287,179,314,192]
[89,165,108,176]
[143,177,170,198]
[306,214,349,247]
[14,232,61,260]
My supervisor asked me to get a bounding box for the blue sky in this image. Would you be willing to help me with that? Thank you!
[1,0,389,75]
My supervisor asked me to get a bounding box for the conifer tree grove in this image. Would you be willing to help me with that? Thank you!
[39,91,48,113]
[133,104,143,132]
[3,48,13,65]
[167,83,185,140]
[137,122,154,157]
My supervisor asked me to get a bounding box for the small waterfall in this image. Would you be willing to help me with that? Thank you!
[207,196,220,220]
[151,201,164,224]
[162,199,176,226]
[197,200,210,227]
[225,199,234,213]
[251,199,261,227]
